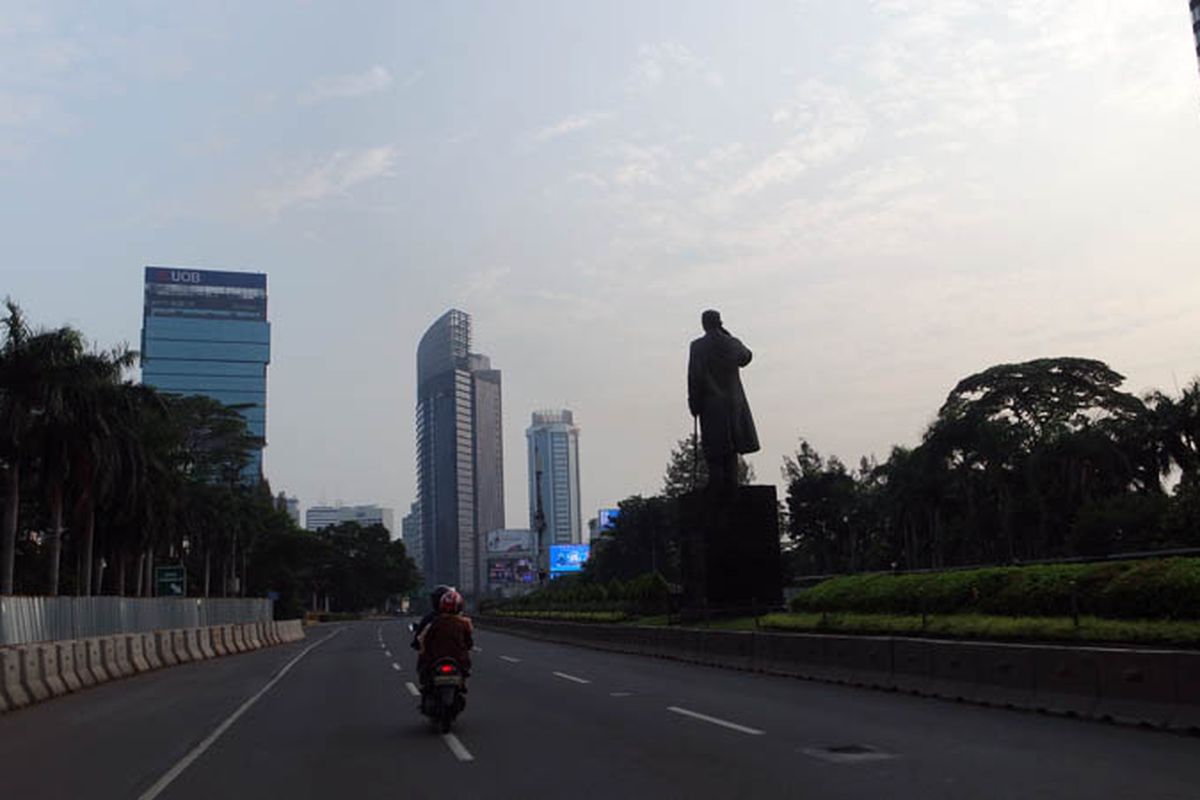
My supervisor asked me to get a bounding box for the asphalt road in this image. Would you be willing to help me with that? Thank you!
[1,620,1198,799]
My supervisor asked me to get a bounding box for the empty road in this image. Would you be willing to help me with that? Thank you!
[1,620,1197,799]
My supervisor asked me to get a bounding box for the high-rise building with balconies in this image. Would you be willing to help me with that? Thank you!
[526,409,582,556]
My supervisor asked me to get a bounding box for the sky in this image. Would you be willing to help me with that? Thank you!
[4,1,1200,533]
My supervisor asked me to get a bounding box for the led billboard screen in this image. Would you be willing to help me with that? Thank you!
[549,544,590,574]
[598,508,619,531]
[488,558,536,585]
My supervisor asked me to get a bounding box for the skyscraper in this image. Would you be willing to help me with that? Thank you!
[415,309,505,602]
[401,502,421,568]
[527,410,582,554]
[141,266,270,481]
[1192,1,1200,72]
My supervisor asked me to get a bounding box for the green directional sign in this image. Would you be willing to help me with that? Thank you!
[155,565,186,597]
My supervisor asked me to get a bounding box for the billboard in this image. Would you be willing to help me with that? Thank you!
[549,544,590,574]
[488,558,536,585]
[486,529,534,554]
[145,266,267,289]
[598,508,619,532]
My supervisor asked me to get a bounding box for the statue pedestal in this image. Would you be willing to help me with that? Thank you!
[679,485,784,613]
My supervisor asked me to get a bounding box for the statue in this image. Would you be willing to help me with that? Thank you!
[687,309,760,492]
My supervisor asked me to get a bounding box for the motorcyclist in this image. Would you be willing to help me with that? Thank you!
[410,585,453,651]
[416,588,473,693]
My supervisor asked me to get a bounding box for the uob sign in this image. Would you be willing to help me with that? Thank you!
[170,270,202,284]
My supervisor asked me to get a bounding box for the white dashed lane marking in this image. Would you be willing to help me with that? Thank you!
[392,663,401,672]
[552,671,591,685]
[443,733,474,762]
[500,655,521,663]
[405,682,421,697]
[667,706,765,736]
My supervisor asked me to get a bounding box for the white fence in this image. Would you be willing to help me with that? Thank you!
[0,596,273,646]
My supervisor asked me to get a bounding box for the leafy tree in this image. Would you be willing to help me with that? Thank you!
[661,433,754,499]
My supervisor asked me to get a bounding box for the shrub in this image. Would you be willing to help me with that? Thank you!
[789,558,1200,620]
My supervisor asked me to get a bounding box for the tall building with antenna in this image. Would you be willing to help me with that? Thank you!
[526,409,583,559]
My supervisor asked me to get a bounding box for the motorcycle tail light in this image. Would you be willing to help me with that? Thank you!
[439,664,456,674]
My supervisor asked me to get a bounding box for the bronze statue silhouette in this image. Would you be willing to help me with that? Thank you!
[687,309,759,492]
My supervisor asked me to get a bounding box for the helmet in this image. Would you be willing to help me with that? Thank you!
[438,588,464,614]
[429,585,453,608]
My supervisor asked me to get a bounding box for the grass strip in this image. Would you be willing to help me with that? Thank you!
[759,612,1200,648]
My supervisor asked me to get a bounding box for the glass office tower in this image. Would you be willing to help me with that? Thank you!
[141,266,270,481]
[526,410,582,549]
[415,309,504,603]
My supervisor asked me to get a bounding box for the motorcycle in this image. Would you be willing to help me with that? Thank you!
[423,657,467,733]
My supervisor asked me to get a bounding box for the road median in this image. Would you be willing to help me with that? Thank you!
[479,614,1200,733]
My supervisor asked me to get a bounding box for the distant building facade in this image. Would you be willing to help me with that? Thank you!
[278,495,301,526]
[140,266,270,481]
[526,410,582,555]
[401,502,421,567]
[416,309,505,603]
[305,504,395,536]
[1192,1,1200,72]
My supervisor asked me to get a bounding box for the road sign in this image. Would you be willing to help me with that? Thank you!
[155,565,186,597]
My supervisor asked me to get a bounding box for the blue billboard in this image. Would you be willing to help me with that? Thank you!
[598,508,619,532]
[550,544,590,574]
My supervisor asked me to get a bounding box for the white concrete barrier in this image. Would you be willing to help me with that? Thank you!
[86,638,110,683]
[112,635,134,677]
[184,628,206,661]
[56,641,83,692]
[126,634,151,673]
[1,648,29,709]
[141,632,163,670]
[197,627,217,660]
[210,625,229,657]
[71,640,96,687]
[19,645,50,701]
[172,629,191,663]
[156,630,178,667]
[38,644,68,696]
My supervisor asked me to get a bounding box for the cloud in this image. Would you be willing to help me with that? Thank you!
[730,82,868,196]
[532,111,609,143]
[630,41,709,92]
[299,65,393,105]
[255,145,398,216]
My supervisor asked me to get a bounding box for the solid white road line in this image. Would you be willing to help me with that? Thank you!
[552,671,591,685]
[666,706,765,736]
[610,692,633,698]
[137,627,345,800]
[500,655,521,663]
[442,733,475,762]
[392,662,401,671]
[405,682,421,697]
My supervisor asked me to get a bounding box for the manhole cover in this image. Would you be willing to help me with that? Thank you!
[802,744,897,764]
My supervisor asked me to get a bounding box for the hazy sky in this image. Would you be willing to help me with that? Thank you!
[4,1,1200,531]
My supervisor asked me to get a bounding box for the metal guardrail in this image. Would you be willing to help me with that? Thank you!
[0,596,274,646]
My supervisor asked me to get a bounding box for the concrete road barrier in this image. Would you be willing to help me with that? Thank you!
[100,637,122,679]
[241,624,260,650]
[171,630,191,663]
[86,638,110,683]
[196,628,217,660]
[968,643,1037,709]
[826,634,894,689]
[1,648,30,709]
[127,634,151,673]
[1173,652,1200,732]
[56,642,82,692]
[1094,649,1178,727]
[38,644,68,697]
[260,622,278,646]
[210,626,229,657]
[71,640,96,687]
[184,628,206,661]
[112,635,134,677]
[156,630,179,667]
[928,640,981,702]
[891,639,937,695]
[20,645,50,701]
[232,625,248,651]
[278,619,304,642]
[141,632,163,670]
[1034,647,1101,717]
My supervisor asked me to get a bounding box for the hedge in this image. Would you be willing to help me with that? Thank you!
[789,558,1200,620]
[484,572,671,616]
